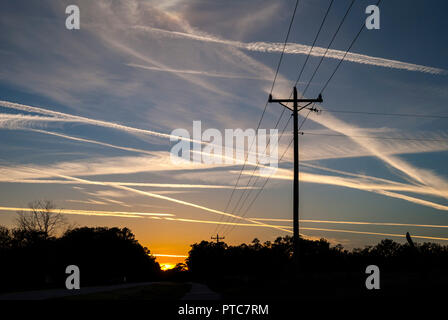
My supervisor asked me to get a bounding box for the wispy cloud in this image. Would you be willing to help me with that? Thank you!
[0,206,173,219]
[0,102,280,164]
[20,167,291,233]
[307,113,448,197]
[4,178,250,190]
[3,99,447,216]
[251,218,448,229]
[0,100,179,142]
[127,63,267,80]
[238,168,448,212]
[136,26,447,75]
[300,227,448,242]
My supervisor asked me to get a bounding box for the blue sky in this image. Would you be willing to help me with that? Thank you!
[0,0,447,262]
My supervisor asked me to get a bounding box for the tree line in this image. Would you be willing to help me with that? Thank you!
[2,200,448,295]
[0,201,160,293]
[186,236,448,280]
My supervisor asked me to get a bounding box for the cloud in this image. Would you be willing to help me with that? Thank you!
[238,168,448,212]
[306,113,448,197]
[1,0,446,246]
[0,151,242,183]
[127,63,267,80]
[21,167,291,233]
[0,101,283,165]
[300,227,448,242]
[0,205,173,219]
[0,100,179,142]
[5,204,447,241]
[4,178,250,190]
[251,218,448,229]
[136,26,447,75]
[3,99,447,216]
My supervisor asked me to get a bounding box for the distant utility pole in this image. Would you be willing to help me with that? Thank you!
[269,87,322,265]
[211,233,225,244]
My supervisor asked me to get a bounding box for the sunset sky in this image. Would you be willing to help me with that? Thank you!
[1,0,447,269]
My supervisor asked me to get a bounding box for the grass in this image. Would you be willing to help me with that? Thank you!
[58,282,191,300]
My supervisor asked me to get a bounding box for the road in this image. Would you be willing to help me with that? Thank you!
[0,282,154,300]
[181,282,221,300]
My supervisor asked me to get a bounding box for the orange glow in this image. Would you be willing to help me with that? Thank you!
[153,254,187,271]
[160,263,176,271]
[153,254,188,258]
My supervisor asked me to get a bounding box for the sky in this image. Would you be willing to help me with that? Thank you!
[0,0,447,269]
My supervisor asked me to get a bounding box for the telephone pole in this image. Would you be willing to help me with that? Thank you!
[269,87,322,265]
[211,233,225,244]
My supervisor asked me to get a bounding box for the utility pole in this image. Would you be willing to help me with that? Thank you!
[211,233,225,244]
[269,87,322,266]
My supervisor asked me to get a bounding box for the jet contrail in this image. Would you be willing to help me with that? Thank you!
[0,206,173,218]
[0,106,275,166]
[0,100,192,143]
[23,167,291,233]
[0,178,252,190]
[153,215,448,242]
[250,218,448,229]
[159,216,291,229]
[239,169,448,212]
[137,26,446,75]
[301,227,448,242]
[127,63,267,80]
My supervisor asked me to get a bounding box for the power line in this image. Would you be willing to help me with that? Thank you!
[215,0,301,236]
[225,0,384,236]
[301,0,356,95]
[318,108,448,119]
[294,0,335,88]
[220,0,336,236]
[223,110,311,238]
[220,114,294,236]
[223,0,352,236]
[321,0,382,93]
[301,132,448,142]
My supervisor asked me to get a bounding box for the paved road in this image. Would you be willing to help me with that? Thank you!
[182,282,221,300]
[0,282,154,300]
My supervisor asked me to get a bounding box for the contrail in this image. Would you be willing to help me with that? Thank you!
[0,178,251,190]
[29,127,270,170]
[0,100,192,143]
[0,106,275,166]
[308,114,448,201]
[0,206,173,218]
[158,216,290,229]
[238,169,448,212]
[127,63,267,80]
[153,215,448,242]
[24,167,290,233]
[137,26,446,75]
[301,227,448,242]
[250,218,448,229]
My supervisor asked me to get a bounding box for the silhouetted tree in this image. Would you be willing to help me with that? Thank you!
[0,225,11,248]
[58,226,160,285]
[0,225,161,293]
[16,200,67,239]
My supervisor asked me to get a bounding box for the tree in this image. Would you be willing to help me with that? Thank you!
[16,200,67,238]
[59,226,160,284]
[0,225,11,248]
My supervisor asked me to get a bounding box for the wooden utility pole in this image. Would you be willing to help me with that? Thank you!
[269,87,322,264]
[211,233,225,244]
